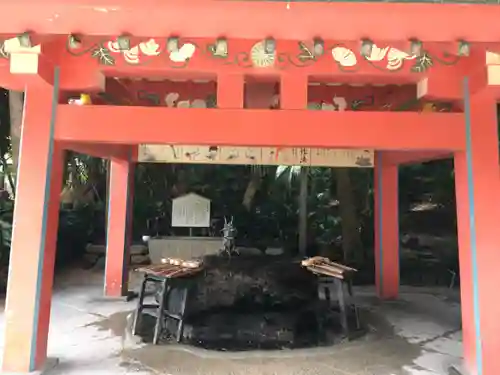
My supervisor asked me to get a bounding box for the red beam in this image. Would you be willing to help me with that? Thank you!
[29,37,477,90]
[55,37,431,86]
[55,105,466,150]
[0,37,473,90]
[384,150,452,165]
[60,141,131,159]
[2,1,500,42]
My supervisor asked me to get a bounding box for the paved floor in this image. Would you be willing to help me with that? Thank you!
[0,268,463,375]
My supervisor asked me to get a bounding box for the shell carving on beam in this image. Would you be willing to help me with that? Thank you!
[386,48,416,70]
[251,42,276,68]
[106,39,163,64]
[107,41,140,64]
[124,46,140,64]
[191,99,207,108]
[177,100,191,108]
[170,43,196,63]
[139,39,161,56]
[164,93,207,108]
[165,92,180,107]
[332,47,357,67]
[362,44,415,70]
[332,97,348,111]
[364,44,389,62]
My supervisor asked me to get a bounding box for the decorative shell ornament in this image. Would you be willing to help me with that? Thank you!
[332,97,348,111]
[123,46,140,64]
[386,48,416,70]
[177,100,191,108]
[191,99,207,108]
[332,47,357,67]
[169,43,196,63]
[139,39,161,56]
[251,41,275,68]
[364,44,390,62]
[107,41,122,53]
[165,92,180,107]
[107,40,140,64]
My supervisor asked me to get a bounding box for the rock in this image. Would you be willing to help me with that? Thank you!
[131,254,151,265]
[83,253,101,264]
[188,254,317,315]
[85,244,106,255]
[266,247,284,256]
[130,245,148,256]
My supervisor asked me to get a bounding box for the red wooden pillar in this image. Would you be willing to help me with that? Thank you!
[104,158,134,297]
[2,72,64,372]
[280,74,308,109]
[454,81,500,375]
[374,153,399,299]
[217,74,244,108]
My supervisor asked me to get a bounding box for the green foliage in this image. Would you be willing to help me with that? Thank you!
[0,201,13,266]
[0,203,99,269]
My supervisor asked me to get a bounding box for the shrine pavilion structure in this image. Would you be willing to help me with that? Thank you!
[0,1,500,374]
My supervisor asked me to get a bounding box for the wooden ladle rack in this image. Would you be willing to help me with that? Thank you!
[301,256,357,280]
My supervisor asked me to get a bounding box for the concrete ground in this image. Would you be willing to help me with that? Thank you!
[0,268,463,375]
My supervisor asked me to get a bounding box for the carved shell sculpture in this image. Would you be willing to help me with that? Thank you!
[139,39,161,56]
[164,92,207,108]
[108,39,160,64]
[170,43,196,63]
[191,99,207,108]
[386,48,416,70]
[251,41,275,68]
[165,92,180,107]
[332,47,357,67]
[363,44,416,70]
[364,44,389,62]
[107,39,195,64]
[332,97,348,111]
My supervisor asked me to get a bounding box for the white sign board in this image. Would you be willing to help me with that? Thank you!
[139,145,374,168]
[171,193,211,228]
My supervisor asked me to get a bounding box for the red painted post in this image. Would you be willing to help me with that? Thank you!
[374,153,399,299]
[2,74,63,372]
[104,158,134,297]
[454,82,500,375]
[280,74,308,109]
[217,74,244,108]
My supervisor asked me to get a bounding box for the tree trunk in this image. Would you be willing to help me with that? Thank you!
[335,168,363,263]
[242,170,262,211]
[9,91,23,179]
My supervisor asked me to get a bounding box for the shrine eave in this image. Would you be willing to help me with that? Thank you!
[1,1,500,42]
